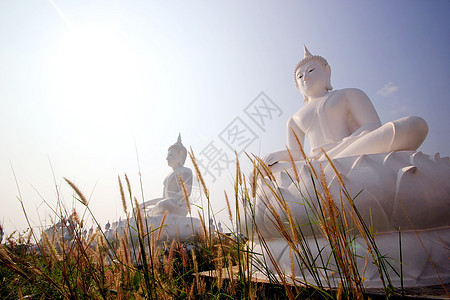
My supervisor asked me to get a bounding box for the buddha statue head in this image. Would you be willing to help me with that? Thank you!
[167,134,188,168]
[294,46,333,102]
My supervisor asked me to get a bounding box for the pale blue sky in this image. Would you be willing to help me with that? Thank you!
[1,1,449,234]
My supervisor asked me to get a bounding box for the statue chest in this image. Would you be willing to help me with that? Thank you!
[294,92,349,143]
[163,171,180,191]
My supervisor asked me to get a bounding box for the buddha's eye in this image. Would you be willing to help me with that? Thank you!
[298,75,303,79]
[309,68,315,73]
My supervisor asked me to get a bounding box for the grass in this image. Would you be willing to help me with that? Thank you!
[0,145,431,299]
[240,144,396,299]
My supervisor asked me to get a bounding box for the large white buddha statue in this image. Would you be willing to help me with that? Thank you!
[249,47,450,288]
[139,134,193,217]
[264,46,428,166]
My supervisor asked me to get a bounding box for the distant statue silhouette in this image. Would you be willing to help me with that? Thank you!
[138,134,193,217]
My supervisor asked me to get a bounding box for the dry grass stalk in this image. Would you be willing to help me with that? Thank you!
[242,175,250,201]
[118,175,128,215]
[251,143,375,297]
[290,247,295,280]
[191,248,200,291]
[254,156,276,183]
[321,150,397,294]
[319,166,339,223]
[189,148,209,198]
[258,170,289,214]
[316,159,365,296]
[287,146,300,183]
[224,191,233,223]
[18,286,23,300]
[165,239,176,277]
[4,142,401,299]
[180,244,188,269]
[64,178,88,206]
[337,282,344,300]
[41,231,61,262]
[197,211,208,245]
[0,245,31,280]
[188,282,195,299]
[178,174,191,214]
[340,195,350,231]
[286,204,299,246]
[254,226,296,300]
[290,127,318,179]
[321,148,345,187]
[114,229,119,242]
[215,254,223,290]
[134,197,145,238]
[227,255,235,289]
[150,228,157,267]
[71,209,80,226]
[235,151,242,186]
[156,211,168,241]
[120,237,131,265]
[251,158,257,199]
[124,173,132,195]
[26,228,33,245]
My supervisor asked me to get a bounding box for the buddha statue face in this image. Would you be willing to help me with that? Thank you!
[166,148,183,169]
[166,134,188,168]
[295,60,331,100]
[294,47,333,102]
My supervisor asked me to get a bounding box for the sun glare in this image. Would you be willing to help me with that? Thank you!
[46,23,147,131]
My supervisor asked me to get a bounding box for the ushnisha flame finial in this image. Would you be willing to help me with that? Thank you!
[304,45,313,58]
[295,46,329,73]
[169,133,185,149]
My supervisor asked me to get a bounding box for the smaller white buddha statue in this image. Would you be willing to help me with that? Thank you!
[138,134,193,217]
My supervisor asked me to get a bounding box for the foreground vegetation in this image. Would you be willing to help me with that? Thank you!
[0,147,426,299]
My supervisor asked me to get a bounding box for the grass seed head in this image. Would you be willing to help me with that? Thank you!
[118,175,128,215]
[189,148,209,198]
[224,191,233,223]
[64,177,88,206]
[134,197,145,238]
[178,174,191,214]
[157,211,168,241]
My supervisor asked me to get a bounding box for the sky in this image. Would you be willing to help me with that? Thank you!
[1,0,449,236]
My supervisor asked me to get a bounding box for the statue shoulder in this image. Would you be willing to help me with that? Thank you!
[331,88,372,108]
[178,166,193,176]
[336,88,370,100]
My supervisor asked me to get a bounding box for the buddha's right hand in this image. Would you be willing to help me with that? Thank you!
[263,153,279,166]
[140,198,163,209]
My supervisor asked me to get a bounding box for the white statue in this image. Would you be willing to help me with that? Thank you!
[249,47,450,288]
[139,134,193,217]
[107,135,201,243]
[264,46,428,166]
